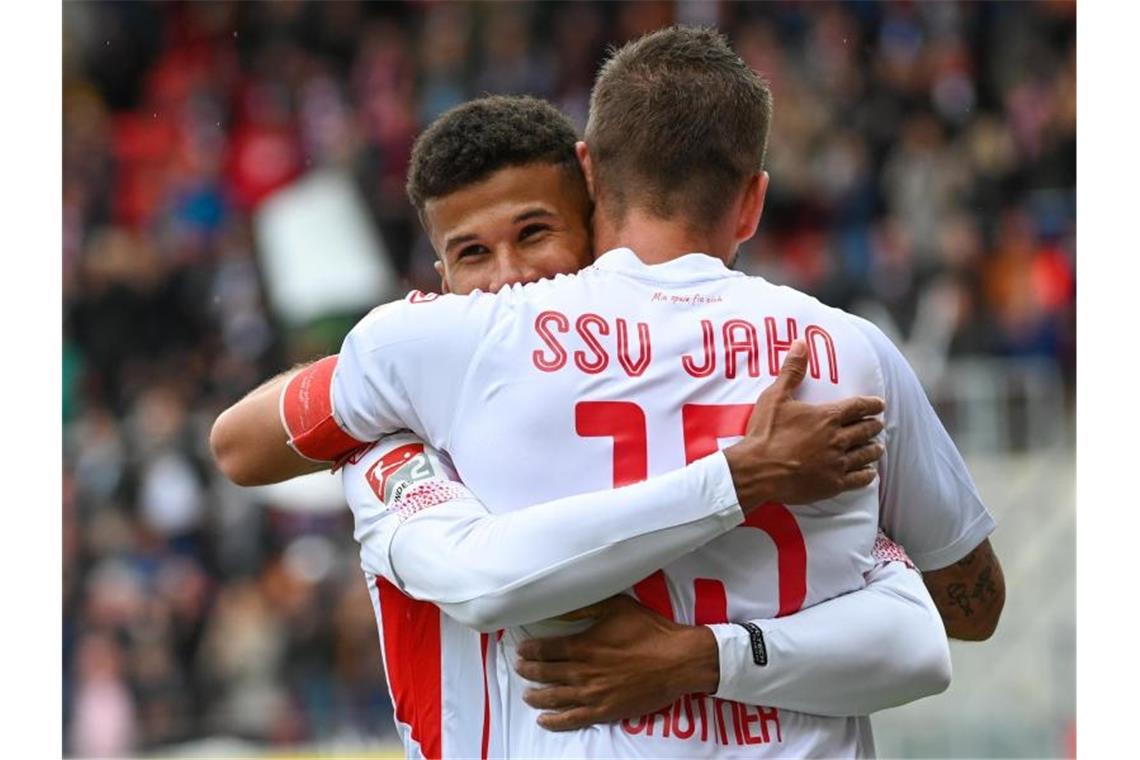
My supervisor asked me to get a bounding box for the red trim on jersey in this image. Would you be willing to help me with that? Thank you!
[377,577,443,759]
[281,355,366,461]
[634,570,675,621]
[480,633,491,760]
[693,578,729,624]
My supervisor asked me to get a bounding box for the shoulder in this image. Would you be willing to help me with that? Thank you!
[340,431,461,509]
[840,313,912,377]
[736,276,886,349]
[495,270,589,304]
[739,277,897,392]
[345,289,503,353]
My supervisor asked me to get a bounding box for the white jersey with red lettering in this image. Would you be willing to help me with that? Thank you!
[328,248,993,758]
[342,439,502,760]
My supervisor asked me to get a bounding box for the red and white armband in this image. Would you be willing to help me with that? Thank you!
[280,355,367,462]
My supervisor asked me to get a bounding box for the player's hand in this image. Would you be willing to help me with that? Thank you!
[724,339,885,509]
[516,595,718,732]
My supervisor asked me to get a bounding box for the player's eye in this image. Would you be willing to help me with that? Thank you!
[519,223,551,241]
[457,244,490,259]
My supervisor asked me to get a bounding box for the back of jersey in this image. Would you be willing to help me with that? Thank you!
[446,249,884,758]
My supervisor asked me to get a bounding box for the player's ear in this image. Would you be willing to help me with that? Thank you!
[734,171,769,244]
[575,141,596,202]
[434,260,451,294]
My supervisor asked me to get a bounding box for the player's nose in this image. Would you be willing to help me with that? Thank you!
[489,250,540,291]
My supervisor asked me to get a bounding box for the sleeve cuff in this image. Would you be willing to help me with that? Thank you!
[692,450,746,523]
[707,622,755,700]
[909,510,998,572]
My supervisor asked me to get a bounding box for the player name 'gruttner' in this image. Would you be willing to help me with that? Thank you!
[621,694,783,747]
[531,310,840,383]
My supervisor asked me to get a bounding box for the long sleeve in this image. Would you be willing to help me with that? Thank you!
[707,554,951,716]
[343,433,744,632]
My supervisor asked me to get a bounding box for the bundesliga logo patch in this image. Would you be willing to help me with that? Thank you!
[365,443,436,505]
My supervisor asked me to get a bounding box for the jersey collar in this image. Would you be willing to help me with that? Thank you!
[590,247,744,283]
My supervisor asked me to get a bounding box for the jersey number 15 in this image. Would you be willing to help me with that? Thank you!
[576,401,808,623]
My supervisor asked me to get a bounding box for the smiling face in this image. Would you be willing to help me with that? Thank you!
[423,162,594,295]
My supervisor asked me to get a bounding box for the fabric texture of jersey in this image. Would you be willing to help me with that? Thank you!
[331,248,995,758]
[342,429,745,757]
[344,436,501,760]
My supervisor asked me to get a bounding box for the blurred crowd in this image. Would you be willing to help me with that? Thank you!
[61,1,1075,756]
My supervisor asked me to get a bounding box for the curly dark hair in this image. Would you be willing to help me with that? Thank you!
[406,95,583,212]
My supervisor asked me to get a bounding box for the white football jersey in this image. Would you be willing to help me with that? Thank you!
[342,439,503,760]
[330,248,994,758]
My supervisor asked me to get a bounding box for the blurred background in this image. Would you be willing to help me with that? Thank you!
[61,1,1075,757]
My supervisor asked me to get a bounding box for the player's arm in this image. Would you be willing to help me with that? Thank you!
[356,345,887,632]
[701,539,951,716]
[853,316,1006,641]
[211,294,481,488]
[353,439,742,632]
[515,537,951,728]
[920,538,1005,641]
[210,359,346,486]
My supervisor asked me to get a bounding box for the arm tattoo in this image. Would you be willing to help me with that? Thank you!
[971,566,997,603]
[922,540,1004,639]
[947,583,974,617]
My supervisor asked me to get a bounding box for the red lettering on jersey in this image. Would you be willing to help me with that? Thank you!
[741,705,763,744]
[723,319,761,379]
[624,694,783,747]
[804,324,840,384]
[713,698,732,745]
[696,696,709,742]
[622,714,648,735]
[682,404,754,465]
[682,319,717,378]
[744,504,808,616]
[616,318,652,377]
[757,705,782,743]
[574,313,610,374]
[407,289,439,303]
[576,401,647,486]
[764,317,799,377]
[646,705,673,737]
[532,311,569,372]
[671,696,697,740]
[730,702,747,745]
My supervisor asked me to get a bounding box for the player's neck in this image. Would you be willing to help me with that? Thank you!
[593,207,735,266]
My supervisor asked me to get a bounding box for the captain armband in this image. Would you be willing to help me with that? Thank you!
[280,355,366,462]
